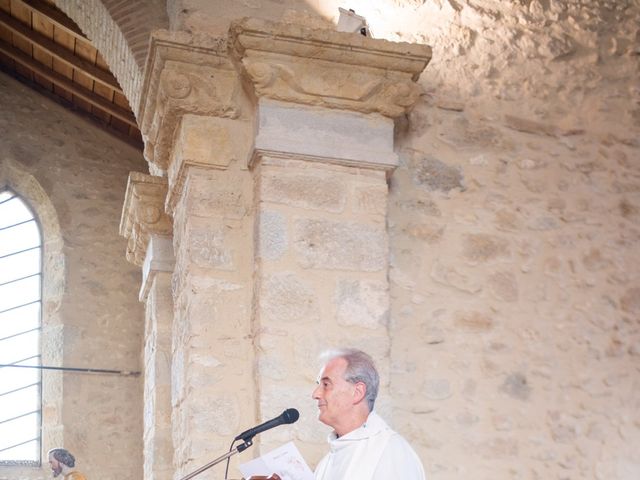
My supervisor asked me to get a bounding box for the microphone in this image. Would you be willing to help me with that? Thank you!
[234,408,300,441]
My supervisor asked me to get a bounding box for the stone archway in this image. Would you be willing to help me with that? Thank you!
[52,0,169,117]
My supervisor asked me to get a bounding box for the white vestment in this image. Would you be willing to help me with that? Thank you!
[314,412,425,480]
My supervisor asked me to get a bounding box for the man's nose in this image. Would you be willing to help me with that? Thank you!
[311,385,321,399]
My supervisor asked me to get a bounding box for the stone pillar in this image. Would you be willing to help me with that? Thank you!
[138,31,255,477]
[141,235,175,480]
[229,19,431,458]
[120,173,174,480]
[133,22,430,476]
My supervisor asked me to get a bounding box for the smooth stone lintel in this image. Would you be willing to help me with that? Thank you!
[252,99,398,170]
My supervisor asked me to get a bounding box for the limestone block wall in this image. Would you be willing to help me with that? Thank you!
[165,0,329,35]
[159,1,639,477]
[136,2,637,478]
[0,73,146,480]
[376,1,640,479]
[389,110,640,478]
[253,156,392,460]
[169,162,257,476]
[143,272,173,480]
[32,1,638,479]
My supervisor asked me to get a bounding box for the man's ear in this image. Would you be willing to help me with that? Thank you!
[352,381,367,405]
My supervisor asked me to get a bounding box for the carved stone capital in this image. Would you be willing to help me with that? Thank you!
[120,172,173,266]
[138,30,246,171]
[229,18,431,118]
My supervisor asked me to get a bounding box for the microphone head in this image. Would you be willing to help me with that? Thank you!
[282,408,300,424]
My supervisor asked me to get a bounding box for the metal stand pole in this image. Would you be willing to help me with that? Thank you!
[178,439,253,480]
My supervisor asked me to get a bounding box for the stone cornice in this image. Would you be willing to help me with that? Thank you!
[229,18,432,117]
[120,172,173,267]
[138,30,245,171]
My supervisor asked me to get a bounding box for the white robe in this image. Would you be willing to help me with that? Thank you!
[314,412,426,480]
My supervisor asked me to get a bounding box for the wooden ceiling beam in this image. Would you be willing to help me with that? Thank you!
[18,0,85,40]
[0,37,138,128]
[0,9,122,93]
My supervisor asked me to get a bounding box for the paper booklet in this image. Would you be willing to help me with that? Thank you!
[238,441,314,480]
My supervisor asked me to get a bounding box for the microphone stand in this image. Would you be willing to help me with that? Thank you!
[178,438,253,480]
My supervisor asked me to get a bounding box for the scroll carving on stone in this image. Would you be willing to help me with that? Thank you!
[138,32,245,171]
[120,173,173,266]
[161,70,192,100]
[229,18,432,118]
[243,59,384,102]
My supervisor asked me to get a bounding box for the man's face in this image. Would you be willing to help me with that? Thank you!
[312,357,357,430]
[48,455,62,477]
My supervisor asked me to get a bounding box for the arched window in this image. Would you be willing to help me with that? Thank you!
[0,188,42,466]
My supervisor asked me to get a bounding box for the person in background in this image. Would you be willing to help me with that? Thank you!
[48,448,87,480]
[312,348,426,480]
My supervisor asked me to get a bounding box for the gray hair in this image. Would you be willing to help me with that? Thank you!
[321,348,379,411]
[48,448,76,468]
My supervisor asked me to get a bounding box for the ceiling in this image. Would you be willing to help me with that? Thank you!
[0,0,142,148]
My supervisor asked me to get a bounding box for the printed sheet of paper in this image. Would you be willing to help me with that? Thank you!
[238,441,314,480]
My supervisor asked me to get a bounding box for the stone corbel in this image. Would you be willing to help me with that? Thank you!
[120,172,173,267]
[138,30,246,172]
[228,18,432,118]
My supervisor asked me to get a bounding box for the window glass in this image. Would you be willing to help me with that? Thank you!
[0,189,42,465]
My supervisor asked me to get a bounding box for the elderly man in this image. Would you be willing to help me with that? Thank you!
[312,348,425,480]
[47,448,87,480]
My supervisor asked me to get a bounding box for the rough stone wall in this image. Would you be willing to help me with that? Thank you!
[164,1,640,477]
[0,73,146,480]
[373,1,640,479]
[139,1,639,477]
[165,0,330,35]
[169,162,258,477]
[253,156,393,461]
[143,272,173,480]
[12,1,637,479]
